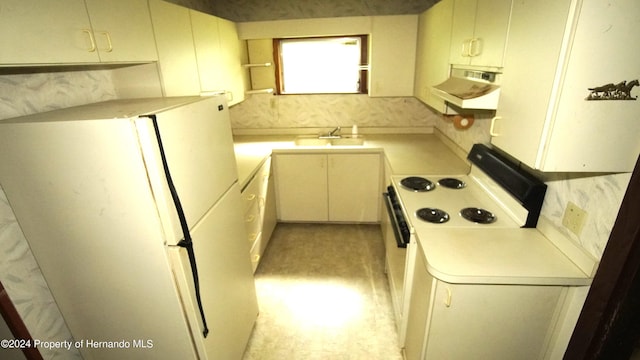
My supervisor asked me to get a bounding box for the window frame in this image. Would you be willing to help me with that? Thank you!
[273,35,369,95]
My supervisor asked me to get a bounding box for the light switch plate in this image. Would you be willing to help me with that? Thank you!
[562,201,587,236]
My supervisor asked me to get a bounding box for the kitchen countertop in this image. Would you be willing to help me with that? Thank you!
[233,132,592,286]
[417,227,591,286]
[233,133,470,188]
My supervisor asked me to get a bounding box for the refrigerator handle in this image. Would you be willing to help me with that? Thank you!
[147,115,210,338]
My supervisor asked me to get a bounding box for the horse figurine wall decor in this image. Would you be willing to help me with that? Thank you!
[586,79,639,100]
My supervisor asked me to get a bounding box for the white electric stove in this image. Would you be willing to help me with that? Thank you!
[382,143,548,344]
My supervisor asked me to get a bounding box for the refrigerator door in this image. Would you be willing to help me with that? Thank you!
[135,95,239,245]
[0,117,199,359]
[168,182,258,360]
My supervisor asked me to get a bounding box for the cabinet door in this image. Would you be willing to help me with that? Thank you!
[369,15,418,97]
[217,18,246,106]
[414,0,454,112]
[84,0,157,62]
[448,0,476,66]
[328,154,380,222]
[490,0,572,169]
[190,10,225,93]
[470,0,511,67]
[0,0,99,64]
[425,281,563,359]
[262,172,277,251]
[149,0,201,96]
[542,0,640,172]
[449,0,511,68]
[275,154,328,222]
[404,241,434,360]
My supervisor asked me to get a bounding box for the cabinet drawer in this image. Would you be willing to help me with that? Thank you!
[244,201,261,245]
[241,176,260,214]
[241,157,271,214]
[249,233,263,273]
[257,157,272,194]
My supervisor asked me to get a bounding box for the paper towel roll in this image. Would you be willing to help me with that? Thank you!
[452,115,474,130]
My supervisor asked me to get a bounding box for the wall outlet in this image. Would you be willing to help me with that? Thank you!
[562,201,588,236]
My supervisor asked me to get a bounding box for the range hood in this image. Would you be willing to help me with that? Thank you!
[431,67,501,111]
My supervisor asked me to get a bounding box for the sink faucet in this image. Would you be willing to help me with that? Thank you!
[320,126,341,139]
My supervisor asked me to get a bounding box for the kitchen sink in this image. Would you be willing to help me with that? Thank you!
[294,135,365,146]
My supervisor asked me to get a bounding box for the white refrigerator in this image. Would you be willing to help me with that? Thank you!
[0,96,258,359]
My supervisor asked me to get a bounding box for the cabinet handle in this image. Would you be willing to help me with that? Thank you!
[253,254,260,263]
[245,193,256,201]
[248,232,257,242]
[82,29,97,52]
[469,38,482,57]
[444,287,452,307]
[245,215,255,223]
[99,31,113,52]
[461,40,471,57]
[490,116,501,137]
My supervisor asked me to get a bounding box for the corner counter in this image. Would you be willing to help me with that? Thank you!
[233,133,470,188]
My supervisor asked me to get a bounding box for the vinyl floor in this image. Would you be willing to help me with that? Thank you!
[242,223,403,360]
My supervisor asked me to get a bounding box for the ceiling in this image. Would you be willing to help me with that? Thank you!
[167,0,439,22]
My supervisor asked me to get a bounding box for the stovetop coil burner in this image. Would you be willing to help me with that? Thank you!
[460,207,496,224]
[438,177,466,189]
[416,208,450,223]
[400,176,435,192]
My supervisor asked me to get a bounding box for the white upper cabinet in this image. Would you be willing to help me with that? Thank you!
[0,0,96,64]
[149,0,201,96]
[216,18,246,105]
[190,10,225,93]
[0,0,157,65]
[491,0,640,172]
[414,0,454,112]
[449,0,512,69]
[83,0,157,63]
[191,11,246,105]
[369,15,418,97]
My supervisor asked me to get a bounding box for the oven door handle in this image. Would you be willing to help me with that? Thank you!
[383,192,408,248]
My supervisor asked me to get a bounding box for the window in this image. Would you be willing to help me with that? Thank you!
[274,36,369,94]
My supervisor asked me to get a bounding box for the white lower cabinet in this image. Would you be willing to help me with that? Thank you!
[241,157,275,272]
[274,152,381,222]
[405,240,566,360]
[274,154,328,221]
[328,153,381,222]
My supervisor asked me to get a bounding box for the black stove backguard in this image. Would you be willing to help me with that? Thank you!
[468,144,547,228]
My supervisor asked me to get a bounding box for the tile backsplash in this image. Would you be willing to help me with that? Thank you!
[0,70,116,119]
[435,115,631,260]
[230,93,438,130]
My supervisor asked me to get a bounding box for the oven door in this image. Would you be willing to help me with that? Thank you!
[383,186,410,248]
[382,186,412,343]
